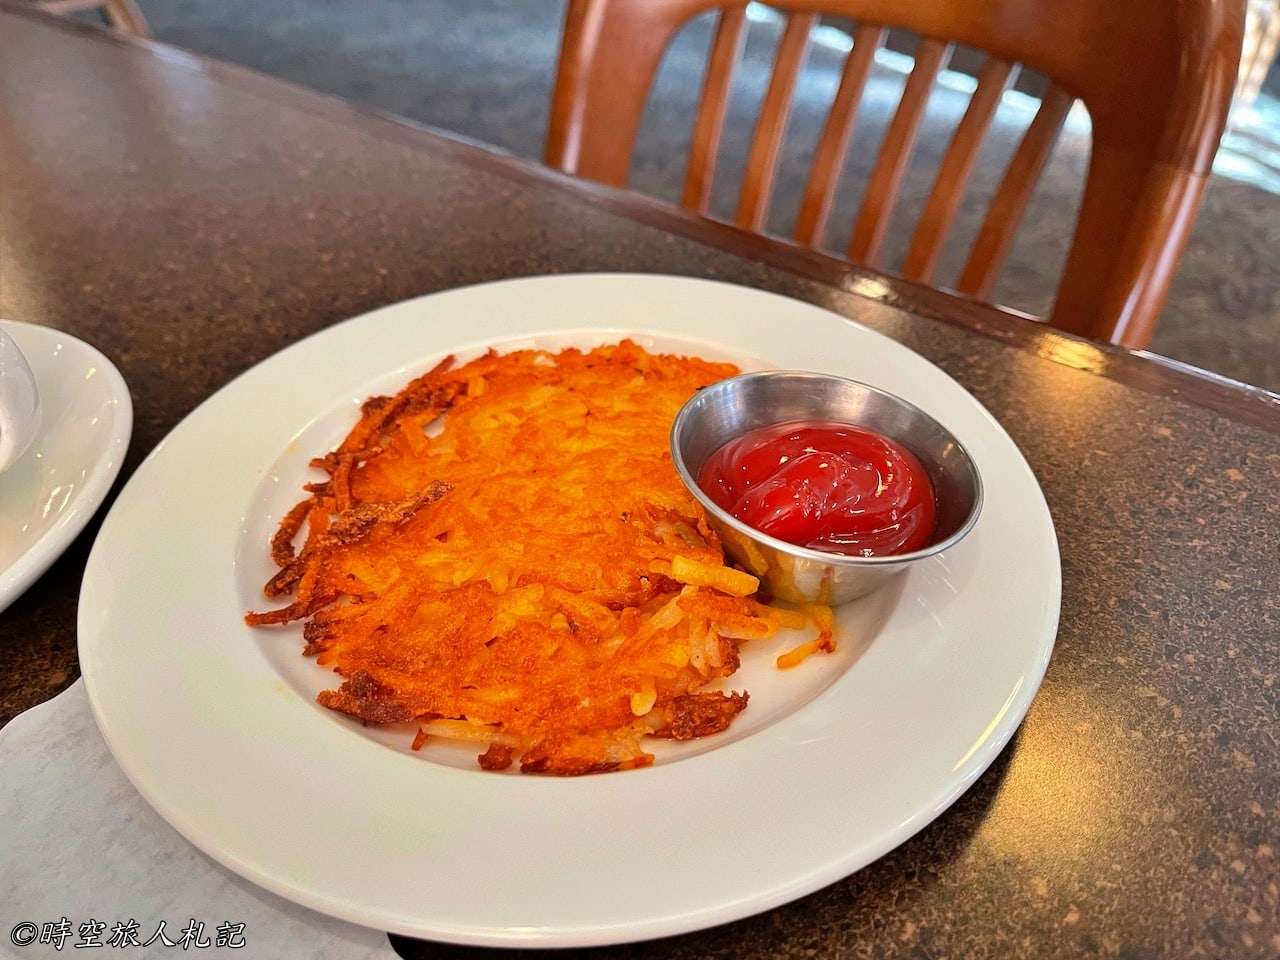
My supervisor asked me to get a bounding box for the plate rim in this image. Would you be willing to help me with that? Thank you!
[0,320,133,613]
[78,274,1060,947]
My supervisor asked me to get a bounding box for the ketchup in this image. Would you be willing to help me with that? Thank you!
[697,420,936,558]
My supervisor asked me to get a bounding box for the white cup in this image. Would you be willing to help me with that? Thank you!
[0,325,41,475]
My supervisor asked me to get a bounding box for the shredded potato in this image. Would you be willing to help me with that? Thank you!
[668,555,760,597]
[775,604,837,668]
[246,340,808,774]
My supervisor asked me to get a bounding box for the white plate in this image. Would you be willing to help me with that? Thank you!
[79,275,1059,948]
[0,321,131,613]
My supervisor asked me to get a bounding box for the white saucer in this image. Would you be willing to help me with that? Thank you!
[0,321,132,614]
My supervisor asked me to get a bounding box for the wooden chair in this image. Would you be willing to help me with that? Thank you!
[547,0,1244,348]
[37,0,150,36]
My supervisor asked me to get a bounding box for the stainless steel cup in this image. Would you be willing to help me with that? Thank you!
[671,371,983,606]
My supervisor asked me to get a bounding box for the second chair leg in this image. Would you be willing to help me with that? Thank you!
[101,0,151,37]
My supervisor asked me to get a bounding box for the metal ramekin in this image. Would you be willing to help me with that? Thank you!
[671,371,983,606]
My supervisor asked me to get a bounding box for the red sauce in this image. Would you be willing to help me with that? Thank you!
[697,420,937,558]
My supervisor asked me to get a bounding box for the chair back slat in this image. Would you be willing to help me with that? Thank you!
[682,5,749,213]
[794,23,886,246]
[902,57,1016,283]
[734,13,818,230]
[846,38,951,266]
[956,84,1072,300]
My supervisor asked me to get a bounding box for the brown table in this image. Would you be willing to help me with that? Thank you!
[1,6,1277,958]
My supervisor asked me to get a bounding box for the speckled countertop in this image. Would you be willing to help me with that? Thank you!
[0,8,1276,958]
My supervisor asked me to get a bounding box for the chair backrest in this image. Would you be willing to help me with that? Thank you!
[547,0,1243,348]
